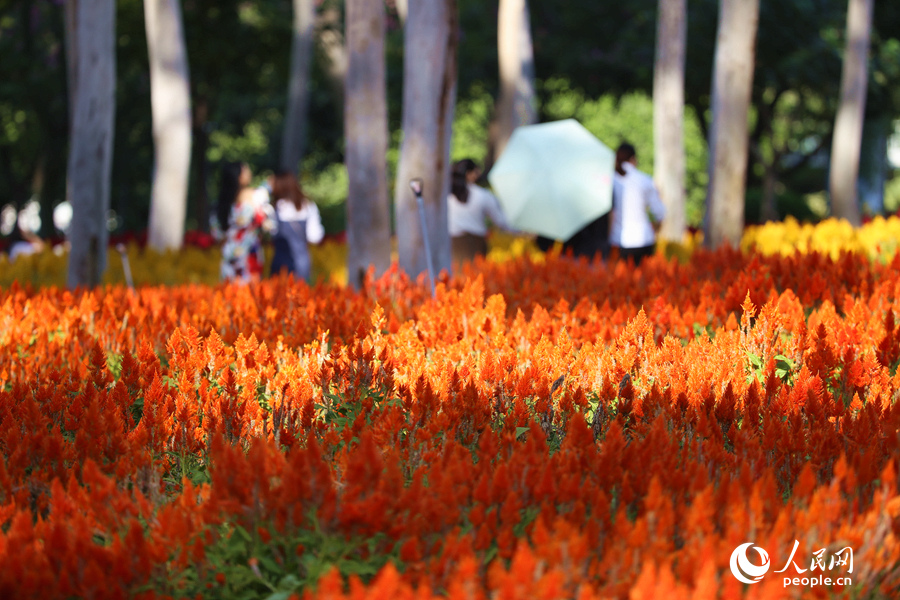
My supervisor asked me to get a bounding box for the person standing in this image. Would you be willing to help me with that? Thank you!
[448,158,512,267]
[610,143,666,265]
[562,212,611,260]
[219,161,274,283]
[269,169,324,282]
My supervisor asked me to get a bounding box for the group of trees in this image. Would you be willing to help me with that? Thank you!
[1,0,899,288]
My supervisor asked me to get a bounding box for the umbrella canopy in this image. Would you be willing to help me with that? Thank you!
[487,119,615,241]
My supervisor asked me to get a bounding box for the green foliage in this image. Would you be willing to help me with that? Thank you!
[692,322,716,340]
[451,84,495,164]
[154,520,399,599]
[208,122,274,165]
[298,161,348,235]
[300,162,348,209]
[745,350,795,386]
[3,0,900,237]
[886,167,900,214]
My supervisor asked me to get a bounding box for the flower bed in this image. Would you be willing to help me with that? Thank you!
[1,230,899,598]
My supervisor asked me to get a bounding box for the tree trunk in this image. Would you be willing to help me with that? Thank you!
[493,0,536,160]
[317,6,347,119]
[829,0,874,226]
[704,0,759,249]
[858,115,889,216]
[281,0,316,174]
[64,0,78,213]
[193,98,210,232]
[345,0,391,289]
[64,0,78,125]
[394,0,458,279]
[653,0,687,243]
[66,0,116,288]
[760,160,779,222]
[145,0,192,251]
[43,146,69,236]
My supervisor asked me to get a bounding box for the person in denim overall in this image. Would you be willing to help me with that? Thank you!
[269,170,324,282]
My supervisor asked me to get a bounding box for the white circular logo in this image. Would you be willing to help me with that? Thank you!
[730,542,770,584]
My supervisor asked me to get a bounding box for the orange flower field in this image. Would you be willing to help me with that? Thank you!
[1,246,899,599]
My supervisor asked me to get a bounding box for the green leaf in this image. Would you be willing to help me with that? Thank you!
[342,559,380,578]
[515,426,530,438]
[257,553,281,573]
[746,351,763,369]
[276,575,301,591]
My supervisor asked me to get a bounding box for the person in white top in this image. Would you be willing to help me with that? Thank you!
[269,169,324,282]
[448,158,512,267]
[609,142,666,265]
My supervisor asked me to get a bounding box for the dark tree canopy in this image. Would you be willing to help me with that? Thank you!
[1,0,899,237]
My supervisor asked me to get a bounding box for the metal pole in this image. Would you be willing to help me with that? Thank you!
[116,244,134,289]
[410,179,436,297]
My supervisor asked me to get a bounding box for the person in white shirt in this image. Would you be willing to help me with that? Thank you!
[609,142,666,265]
[269,169,324,282]
[448,158,512,267]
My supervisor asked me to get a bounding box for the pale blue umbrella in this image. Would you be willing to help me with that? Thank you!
[487,119,615,241]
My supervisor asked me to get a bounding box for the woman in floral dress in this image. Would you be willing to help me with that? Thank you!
[218,162,274,283]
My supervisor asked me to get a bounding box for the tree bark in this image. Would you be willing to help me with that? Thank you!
[145,0,192,251]
[394,0,458,279]
[829,0,874,226]
[281,0,316,174]
[493,0,537,160]
[66,0,116,288]
[193,98,210,232]
[345,0,391,289]
[653,0,687,243]
[316,6,347,118]
[760,159,779,222]
[858,115,890,215]
[64,0,78,213]
[704,0,759,249]
[64,0,78,125]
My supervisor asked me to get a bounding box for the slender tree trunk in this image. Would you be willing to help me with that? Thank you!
[829,0,873,226]
[704,0,759,249]
[43,145,68,236]
[493,0,536,160]
[317,6,347,119]
[193,98,210,232]
[345,0,391,289]
[64,0,78,212]
[145,0,192,251]
[761,160,779,222]
[66,0,116,288]
[653,0,687,243]
[281,0,316,174]
[858,115,890,215]
[32,156,53,237]
[394,0,458,279]
[64,0,78,125]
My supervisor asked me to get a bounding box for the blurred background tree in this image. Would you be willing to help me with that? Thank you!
[1,0,899,247]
